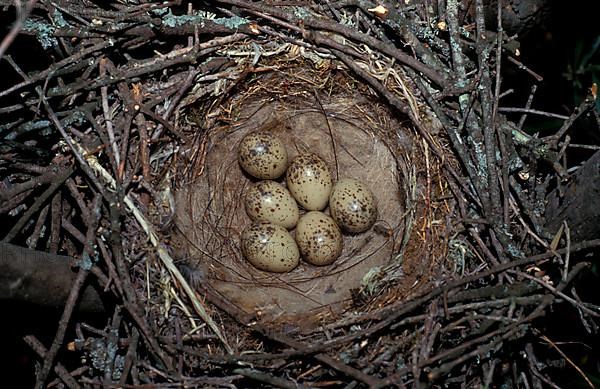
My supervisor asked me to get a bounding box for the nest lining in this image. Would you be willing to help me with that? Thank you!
[173,66,450,328]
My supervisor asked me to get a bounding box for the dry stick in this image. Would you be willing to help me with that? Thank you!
[95,238,125,299]
[474,0,502,232]
[313,240,600,353]
[28,204,49,249]
[547,96,595,148]
[180,295,541,364]
[233,368,303,389]
[202,243,598,377]
[104,307,123,383]
[172,294,543,373]
[49,190,61,254]
[118,110,135,179]
[33,196,101,389]
[517,85,538,130]
[23,335,81,389]
[119,327,140,385]
[510,269,600,318]
[36,88,108,200]
[81,108,120,176]
[0,0,38,60]
[250,325,383,387]
[99,57,121,168]
[107,205,175,373]
[0,167,68,203]
[2,166,74,242]
[426,324,527,382]
[378,262,590,386]
[39,91,174,368]
[0,40,116,99]
[217,0,447,87]
[45,34,246,99]
[539,334,595,389]
[65,179,92,221]
[506,56,544,82]
[79,142,233,354]
[525,342,561,389]
[151,67,199,141]
[446,0,468,103]
[492,0,511,227]
[376,0,451,74]
[408,69,482,208]
[415,302,441,379]
[333,47,481,216]
[443,0,492,216]
[33,264,90,389]
[62,217,87,245]
[136,114,151,195]
[499,107,569,120]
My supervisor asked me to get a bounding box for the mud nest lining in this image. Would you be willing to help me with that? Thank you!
[173,68,448,329]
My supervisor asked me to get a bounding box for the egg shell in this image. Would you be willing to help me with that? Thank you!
[241,222,300,272]
[238,132,288,179]
[295,211,343,266]
[244,181,299,229]
[286,153,333,210]
[329,178,377,233]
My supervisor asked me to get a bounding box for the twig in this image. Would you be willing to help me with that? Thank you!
[119,328,139,385]
[499,107,569,120]
[217,0,447,87]
[518,85,538,130]
[233,368,304,389]
[0,40,116,99]
[33,195,101,388]
[23,335,81,389]
[474,0,502,233]
[539,334,594,389]
[99,58,121,168]
[78,138,233,354]
[510,266,599,318]
[2,166,74,242]
[547,95,595,148]
[33,264,90,388]
[0,0,38,60]
[507,56,544,82]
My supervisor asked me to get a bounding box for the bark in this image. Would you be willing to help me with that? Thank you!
[544,150,600,241]
[0,242,105,313]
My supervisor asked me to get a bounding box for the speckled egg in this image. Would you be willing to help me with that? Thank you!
[286,153,333,211]
[244,181,299,229]
[295,211,343,266]
[329,178,377,233]
[238,132,288,179]
[241,222,300,272]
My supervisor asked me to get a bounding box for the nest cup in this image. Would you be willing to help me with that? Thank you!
[175,70,440,329]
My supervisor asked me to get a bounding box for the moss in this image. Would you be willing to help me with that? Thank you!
[162,9,247,29]
[162,11,205,28]
[213,15,248,29]
[22,19,58,49]
[52,9,69,28]
[293,6,312,20]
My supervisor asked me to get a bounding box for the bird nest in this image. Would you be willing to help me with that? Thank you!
[172,64,447,329]
[2,1,599,388]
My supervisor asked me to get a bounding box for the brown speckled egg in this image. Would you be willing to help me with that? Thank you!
[295,211,343,266]
[241,222,300,272]
[286,153,333,210]
[330,178,377,233]
[238,132,288,179]
[244,181,299,229]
